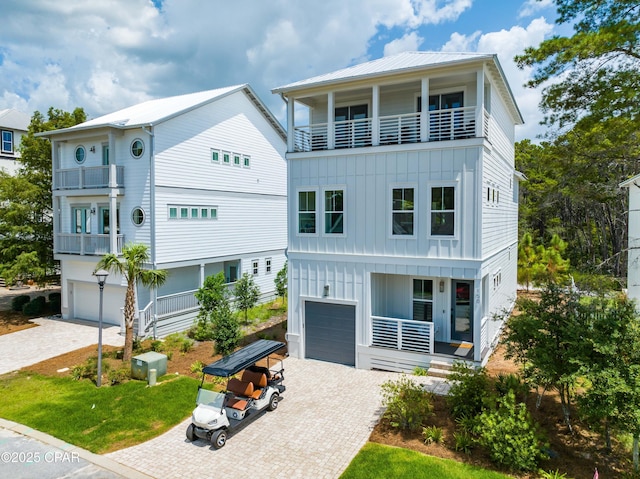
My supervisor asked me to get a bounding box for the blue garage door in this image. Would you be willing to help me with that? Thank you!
[305,301,356,366]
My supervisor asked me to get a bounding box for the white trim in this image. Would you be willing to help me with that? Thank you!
[322,185,346,237]
[389,182,417,239]
[296,187,319,237]
[427,181,459,239]
[130,138,144,159]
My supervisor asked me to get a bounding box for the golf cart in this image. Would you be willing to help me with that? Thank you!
[186,339,286,449]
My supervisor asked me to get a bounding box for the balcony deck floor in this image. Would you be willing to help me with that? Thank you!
[433,341,474,360]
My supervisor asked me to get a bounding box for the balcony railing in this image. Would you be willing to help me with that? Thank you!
[293,106,480,152]
[55,233,124,255]
[54,165,124,190]
[156,282,237,318]
[371,315,434,354]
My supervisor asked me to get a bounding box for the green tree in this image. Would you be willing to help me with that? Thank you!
[518,232,538,291]
[191,272,229,340]
[0,108,86,284]
[96,243,167,362]
[275,260,288,303]
[234,272,260,324]
[211,298,240,356]
[532,234,570,286]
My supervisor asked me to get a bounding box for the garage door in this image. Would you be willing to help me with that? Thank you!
[73,282,126,326]
[305,301,356,366]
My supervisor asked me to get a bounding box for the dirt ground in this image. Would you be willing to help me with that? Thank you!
[0,290,632,478]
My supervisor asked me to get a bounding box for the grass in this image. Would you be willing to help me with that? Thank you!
[340,443,513,479]
[241,298,286,324]
[0,372,199,453]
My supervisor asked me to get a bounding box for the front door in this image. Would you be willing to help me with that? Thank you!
[72,207,91,234]
[102,144,109,166]
[451,280,473,342]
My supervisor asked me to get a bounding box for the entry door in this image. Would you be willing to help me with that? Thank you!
[102,144,109,165]
[99,207,120,234]
[335,104,368,147]
[451,280,473,342]
[72,207,91,234]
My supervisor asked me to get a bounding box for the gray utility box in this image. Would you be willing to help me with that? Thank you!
[131,351,167,380]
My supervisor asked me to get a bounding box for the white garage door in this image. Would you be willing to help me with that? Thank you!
[73,282,126,326]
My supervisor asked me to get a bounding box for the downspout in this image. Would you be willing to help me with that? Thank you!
[142,125,158,338]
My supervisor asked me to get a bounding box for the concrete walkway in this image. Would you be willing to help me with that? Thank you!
[0,317,124,375]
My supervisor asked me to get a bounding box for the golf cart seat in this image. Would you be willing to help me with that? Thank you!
[241,369,268,399]
[226,378,254,410]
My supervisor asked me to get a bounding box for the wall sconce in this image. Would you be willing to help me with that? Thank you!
[323,284,330,297]
[439,280,445,293]
[89,146,96,153]
[90,207,96,215]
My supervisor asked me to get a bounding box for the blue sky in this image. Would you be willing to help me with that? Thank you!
[0,0,562,141]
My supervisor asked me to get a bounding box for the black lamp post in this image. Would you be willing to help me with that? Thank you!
[93,269,109,387]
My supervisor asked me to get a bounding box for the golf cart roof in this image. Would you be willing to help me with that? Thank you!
[202,340,285,377]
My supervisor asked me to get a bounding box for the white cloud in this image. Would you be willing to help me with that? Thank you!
[383,32,424,56]
[518,0,555,19]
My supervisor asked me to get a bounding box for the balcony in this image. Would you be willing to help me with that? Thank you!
[54,165,124,190]
[293,106,484,153]
[55,233,124,255]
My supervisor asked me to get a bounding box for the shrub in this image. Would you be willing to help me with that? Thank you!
[380,375,434,432]
[108,368,130,385]
[495,372,529,401]
[446,361,493,419]
[211,312,241,356]
[453,431,475,454]
[539,470,568,479]
[33,295,46,307]
[11,295,31,312]
[188,316,214,341]
[422,425,444,445]
[48,292,61,302]
[49,299,61,314]
[476,391,547,472]
[190,360,205,374]
[150,340,163,352]
[22,299,44,316]
[71,357,111,384]
[413,366,428,376]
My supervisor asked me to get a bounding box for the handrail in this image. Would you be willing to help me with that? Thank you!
[371,315,434,354]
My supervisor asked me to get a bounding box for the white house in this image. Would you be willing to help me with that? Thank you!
[40,85,287,337]
[272,52,524,372]
[621,174,640,308]
[0,109,30,175]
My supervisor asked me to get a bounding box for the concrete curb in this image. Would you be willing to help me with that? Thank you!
[0,418,155,479]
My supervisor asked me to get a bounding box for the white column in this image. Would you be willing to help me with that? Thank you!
[476,68,485,138]
[473,279,483,362]
[372,85,379,146]
[420,78,429,143]
[327,91,335,150]
[109,191,117,254]
[287,96,295,152]
[200,263,205,287]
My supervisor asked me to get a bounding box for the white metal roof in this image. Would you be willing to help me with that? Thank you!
[42,84,286,141]
[0,109,30,131]
[273,51,494,92]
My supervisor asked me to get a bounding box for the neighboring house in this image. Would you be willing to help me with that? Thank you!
[39,85,287,337]
[0,109,30,175]
[272,51,524,372]
[621,174,640,308]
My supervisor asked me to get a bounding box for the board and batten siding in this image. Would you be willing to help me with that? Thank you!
[288,145,482,260]
[487,82,516,165]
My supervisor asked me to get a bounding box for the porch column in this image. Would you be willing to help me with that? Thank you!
[420,78,429,142]
[473,279,482,362]
[476,68,485,138]
[199,263,205,287]
[372,85,379,146]
[109,191,117,254]
[51,140,60,190]
[287,96,295,152]
[327,91,335,150]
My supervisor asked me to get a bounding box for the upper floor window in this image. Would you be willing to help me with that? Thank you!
[392,187,414,236]
[252,260,259,275]
[413,279,433,322]
[74,145,86,164]
[431,186,455,236]
[335,104,369,148]
[266,258,272,274]
[1,130,13,153]
[324,189,344,235]
[298,190,317,234]
[130,139,144,158]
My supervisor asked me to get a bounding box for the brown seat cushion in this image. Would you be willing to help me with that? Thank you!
[226,397,249,410]
[227,378,254,397]
[241,370,267,389]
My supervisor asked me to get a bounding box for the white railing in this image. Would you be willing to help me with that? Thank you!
[480,316,488,354]
[294,123,328,152]
[54,165,124,190]
[156,290,199,318]
[335,117,372,149]
[138,302,155,336]
[483,108,490,138]
[379,112,420,145]
[428,106,476,142]
[371,316,434,354]
[55,233,124,255]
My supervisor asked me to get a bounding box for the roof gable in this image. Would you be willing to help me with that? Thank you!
[0,109,30,131]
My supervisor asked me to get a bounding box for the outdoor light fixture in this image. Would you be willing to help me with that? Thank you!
[439,280,445,293]
[93,269,109,387]
[90,207,96,215]
[323,284,330,297]
[89,146,96,153]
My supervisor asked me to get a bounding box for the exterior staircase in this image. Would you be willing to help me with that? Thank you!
[427,360,456,378]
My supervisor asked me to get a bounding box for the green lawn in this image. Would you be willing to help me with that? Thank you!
[340,443,513,479]
[0,372,198,453]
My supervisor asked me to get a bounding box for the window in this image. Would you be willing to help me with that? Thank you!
[201,208,208,218]
[211,149,220,163]
[131,207,145,226]
[169,207,177,219]
[335,104,369,148]
[413,279,433,321]
[1,130,13,153]
[233,154,241,166]
[75,145,86,164]
[72,206,91,234]
[210,208,218,219]
[191,208,199,219]
[168,205,218,220]
[298,191,316,234]
[252,260,259,275]
[392,187,414,236]
[266,258,272,274]
[223,151,231,164]
[431,186,455,236]
[324,189,344,234]
[243,156,250,168]
[180,207,188,219]
[130,138,144,158]
[99,206,120,234]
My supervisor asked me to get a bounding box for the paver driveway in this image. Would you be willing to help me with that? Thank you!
[107,357,449,479]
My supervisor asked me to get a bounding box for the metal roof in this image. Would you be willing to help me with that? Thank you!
[41,84,286,142]
[202,339,286,377]
[0,109,30,131]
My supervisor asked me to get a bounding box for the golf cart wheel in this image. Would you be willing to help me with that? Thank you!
[211,429,227,449]
[186,423,196,442]
[267,393,279,411]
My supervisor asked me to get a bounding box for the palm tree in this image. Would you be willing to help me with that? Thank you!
[96,243,167,362]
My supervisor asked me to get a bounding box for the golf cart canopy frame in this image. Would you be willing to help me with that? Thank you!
[202,339,285,377]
